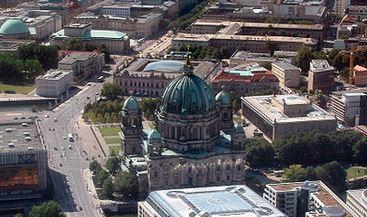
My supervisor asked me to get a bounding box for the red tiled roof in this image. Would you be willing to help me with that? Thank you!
[354,65,367,72]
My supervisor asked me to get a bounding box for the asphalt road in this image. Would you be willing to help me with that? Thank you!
[39,81,105,217]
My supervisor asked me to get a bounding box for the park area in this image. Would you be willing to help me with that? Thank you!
[99,126,121,156]
[346,166,367,179]
[0,83,34,95]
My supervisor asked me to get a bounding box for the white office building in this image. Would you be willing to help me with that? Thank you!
[346,188,367,217]
[36,69,73,97]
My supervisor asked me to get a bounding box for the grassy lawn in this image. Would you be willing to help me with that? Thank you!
[346,166,367,179]
[0,83,34,94]
[99,126,120,137]
[108,146,120,156]
[105,137,121,144]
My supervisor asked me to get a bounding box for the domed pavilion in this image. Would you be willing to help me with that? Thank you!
[119,56,247,196]
[0,19,31,39]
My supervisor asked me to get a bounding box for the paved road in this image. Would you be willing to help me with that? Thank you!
[39,81,105,217]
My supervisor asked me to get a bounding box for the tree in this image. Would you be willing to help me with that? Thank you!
[89,160,102,174]
[283,165,316,182]
[105,157,120,175]
[29,201,65,217]
[353,137,367,164]
[17,43,59,70]
[101,83,122,100]
[114,171,139,200]
[266,40,278,56]
[96,169,110,188]
[294,45,314,73]
[315,161,347,192]
[101,177,114,200]
[100,44,112,64]
[14,214,23,217]
[140,98,161,119]
[245,138,275,168]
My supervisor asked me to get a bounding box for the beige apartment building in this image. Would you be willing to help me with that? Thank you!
[308,59,335,93]
[271,62,301,88]
[58,51,105,83]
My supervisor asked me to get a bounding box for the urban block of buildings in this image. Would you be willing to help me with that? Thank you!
[36,69,73,98]
[50,23,130,54]
[119,58,247,196]
[171,33,317,54]
[190,19,325,40]
[211,64,279,96]
[346,188,367,217]
[58,51,105,83]
[0,121,47,201]
[114,59,220,97]
[331,90,367,127]
[263,180,355,217]
[138,185,286,217]
[308,59,335,93]
[271,62,302,88]
[229,50,297,66]
[242,94,337,141]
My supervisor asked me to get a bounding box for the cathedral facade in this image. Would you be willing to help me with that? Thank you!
[119,58,247,196]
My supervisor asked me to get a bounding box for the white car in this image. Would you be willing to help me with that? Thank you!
[44,115,49,118]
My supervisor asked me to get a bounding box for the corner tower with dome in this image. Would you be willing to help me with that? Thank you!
[119,56,246,196]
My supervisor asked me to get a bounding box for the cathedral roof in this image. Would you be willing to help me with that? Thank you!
[160,57,215,115]
[215,90,231,106]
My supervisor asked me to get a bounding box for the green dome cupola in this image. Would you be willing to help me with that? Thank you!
[160,55,215,115]
[122,96,140,113]
[215,90,231,106]
[0,19,30,39]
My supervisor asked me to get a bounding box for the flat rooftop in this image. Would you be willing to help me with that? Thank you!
[145,185,286,217]
[174,33,317,44]
[347,189,367,209]
[242,95,336,123]
[0,121,43,152]
[192,20,324,30]
[59,51,99,64]
[38,69,71,80]
[272,62,300,71]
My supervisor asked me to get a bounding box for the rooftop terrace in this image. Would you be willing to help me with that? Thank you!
[0,121,43,152]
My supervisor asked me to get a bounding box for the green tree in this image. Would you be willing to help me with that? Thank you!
[29,201,65,217]
[353,137,367,164]
[101,177,114,200]
[245,138,275,168]
[294,45,315,73]
[17,43,59,70]
[89,160,102,174]
[114,171,139,200]
[101,83,122,100]
[140,98,161,119]
[96,169,110,188]
[266,40,279,56]
[105,157,120,175]
[14,214,23,217]
[100,44,112,64]
[315,161,347,192]
[283,165,316,182]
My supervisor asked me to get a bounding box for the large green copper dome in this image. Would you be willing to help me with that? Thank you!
[161,70,215,115]
[0,19,30,36]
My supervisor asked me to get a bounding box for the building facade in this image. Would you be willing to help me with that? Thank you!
[120,58,247,196]
[330,91,367,127]
[139,185,286,217]
[308,59,335,93]
[58,51,105,83]
[346,189,367,217]
[353,65,367,87]
[271,62,301,88]
[36,69,73,98]
[50,23,130,54]
[242,95,337,141]
[0,121,47,201]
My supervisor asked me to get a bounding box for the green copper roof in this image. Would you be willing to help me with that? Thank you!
[161,73,215,115]
[123,96,140,111]
[148,129,161,140]
[0,19,30,36]
[215,90,231,106]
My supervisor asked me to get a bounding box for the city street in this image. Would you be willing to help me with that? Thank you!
[38,81,105,217]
